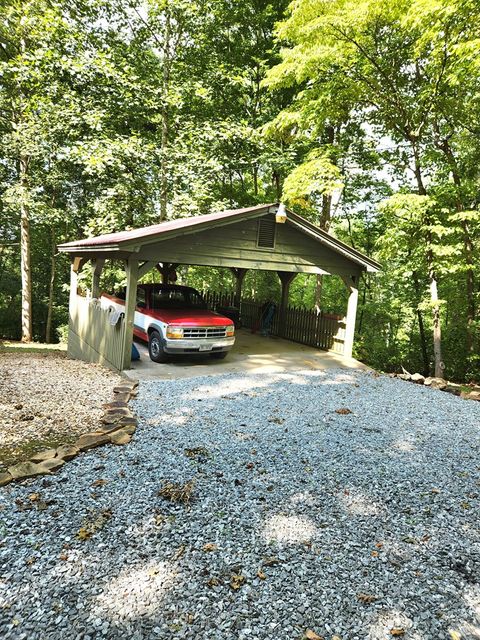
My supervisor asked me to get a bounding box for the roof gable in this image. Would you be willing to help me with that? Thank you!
[58,203,380,273]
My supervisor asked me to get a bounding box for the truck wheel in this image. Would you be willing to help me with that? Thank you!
[148,330,169,363]
[211,351,228,360]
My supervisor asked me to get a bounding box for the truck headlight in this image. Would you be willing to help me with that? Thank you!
[166,326,183,339]
[226,325,235,337]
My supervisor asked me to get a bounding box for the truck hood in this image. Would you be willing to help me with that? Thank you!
[148,308,233,326]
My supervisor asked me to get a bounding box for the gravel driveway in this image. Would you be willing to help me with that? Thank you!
[1,368,480,640]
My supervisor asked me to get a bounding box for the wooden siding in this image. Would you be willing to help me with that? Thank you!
[68,295,125,371]
[136,215,362,277]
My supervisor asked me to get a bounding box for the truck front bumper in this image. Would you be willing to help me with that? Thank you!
[164,336,235,354]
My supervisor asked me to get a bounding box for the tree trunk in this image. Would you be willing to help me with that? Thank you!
[412,144,444,377]
[412,272,429,376]
[45,227,56,343]
[428,260,443,378]
[159,6,171,221]
[20,154,32,342]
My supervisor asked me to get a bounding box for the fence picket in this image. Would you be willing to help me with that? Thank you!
[203,291,345,355]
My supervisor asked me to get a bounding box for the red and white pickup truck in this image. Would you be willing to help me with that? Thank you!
[101,284,235,363]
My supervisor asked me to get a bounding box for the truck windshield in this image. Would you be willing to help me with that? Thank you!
[150,287,207,310]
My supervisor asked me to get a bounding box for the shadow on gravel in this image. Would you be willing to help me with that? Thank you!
[2,370,480,640]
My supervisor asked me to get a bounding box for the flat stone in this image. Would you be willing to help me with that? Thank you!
[102,401,128,410]
[410,373,425,384]
[120,423,136,435]
[424,377,447,389]
[97,423,127,435]
[113,392,130,403]
[30,449,57,463]
[56,444,80,461]
[398,373,411,381]
[117,416,138,428]
[101,414,123,425]
[39,458,65,473]
[8,461,47,480]
[110,430,132,445]
[113,385,134,394]
[105,407,131,417]
[461,391,480,401]
[75,433,111,452]
[0,471,13,486]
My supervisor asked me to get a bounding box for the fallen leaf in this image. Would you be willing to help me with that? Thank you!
[59,553,68,561]
[390,629,405,637]
[449,631,461,640]
[304,630,324,640]
[202,543,218,552]
[246,462,255,470]
[91,479,108,487]
[461,501,471,509]
[371,550,379,557]
[229,574,245,590]
[173,545,186,560]
[335,408,352,415]
[263,556,279,566]
[375,542,383,549]
[25,557,36,566]
[207,577,220,587]
[77,527,92,541]
[257,569,266,580]
[28,493,40,502]
[357,592,378,603]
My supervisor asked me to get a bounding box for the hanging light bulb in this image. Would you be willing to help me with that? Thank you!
[275,202,287,223]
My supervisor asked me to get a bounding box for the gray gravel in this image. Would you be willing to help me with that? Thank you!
[1,368,480,640]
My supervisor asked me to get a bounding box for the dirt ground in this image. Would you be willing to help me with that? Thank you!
[0,351,122,470]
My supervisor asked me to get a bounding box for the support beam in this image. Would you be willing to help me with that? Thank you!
[341,275,359,358]
[91,258,105,299]
[277,271,297,337]
[138,261,158,279]
[121,258,139,370]
[230,267,247,307]
[67,256,86,358]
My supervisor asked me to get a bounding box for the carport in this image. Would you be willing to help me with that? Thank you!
[58,203,380,371]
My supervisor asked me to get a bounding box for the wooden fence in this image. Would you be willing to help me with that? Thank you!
[68,295,125,371]
[203,290,346,355]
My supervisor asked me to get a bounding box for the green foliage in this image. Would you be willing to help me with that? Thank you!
[1,0,479,382]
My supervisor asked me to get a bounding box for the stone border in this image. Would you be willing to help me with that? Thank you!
[390,372,480,401]
[0,379,140,486]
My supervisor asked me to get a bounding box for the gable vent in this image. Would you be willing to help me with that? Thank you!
[256,216,276,249]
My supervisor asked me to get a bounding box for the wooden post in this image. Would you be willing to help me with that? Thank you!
[341,275,359,358]
[231,268,247,307]
[277,271,297,337]
[121,258,139,370]
[68,256,85,357]
[91,258,105,299]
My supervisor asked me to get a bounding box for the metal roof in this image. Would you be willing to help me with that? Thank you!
[59,204,275,248]
[58,203,380,272]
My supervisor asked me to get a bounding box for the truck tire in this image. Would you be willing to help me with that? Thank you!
[148,330,169,363]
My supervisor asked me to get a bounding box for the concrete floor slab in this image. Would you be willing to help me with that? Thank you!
[125,329,368,380]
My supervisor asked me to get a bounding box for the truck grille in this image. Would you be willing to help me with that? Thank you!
[182,326,227,339]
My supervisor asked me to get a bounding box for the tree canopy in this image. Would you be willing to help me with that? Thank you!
[1,0,479,381]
